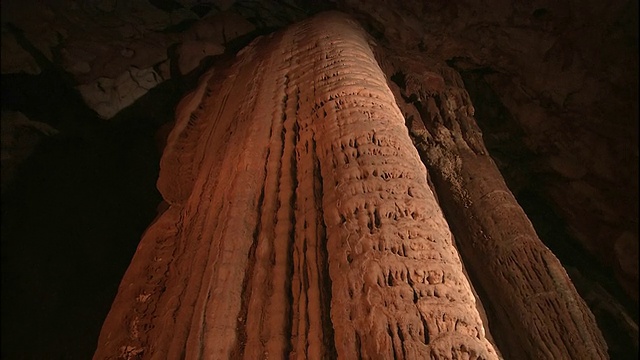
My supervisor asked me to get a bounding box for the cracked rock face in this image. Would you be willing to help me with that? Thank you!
[95,12,500,359]
[95,11,609,360]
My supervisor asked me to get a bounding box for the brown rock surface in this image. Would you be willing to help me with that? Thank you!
[334,0,639,304]
[378,49,608,359]
[94,12,499,359]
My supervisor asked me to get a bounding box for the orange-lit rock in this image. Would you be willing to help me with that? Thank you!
[379,49,608,359]
[1,2,635,360]
[94,12,499,359]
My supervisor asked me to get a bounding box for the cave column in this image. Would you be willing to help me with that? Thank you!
[382,57,608,359]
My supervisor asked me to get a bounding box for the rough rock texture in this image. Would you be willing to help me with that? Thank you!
[332,0,639,303]
[0,1,636,359]
[95,12,500,359]
[77,67,165,119]
[1,0,256,119]
[376,49,608,359]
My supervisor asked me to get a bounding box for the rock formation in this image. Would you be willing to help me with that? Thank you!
[94,11,606,360]
[377,50,609,359]
[2,1,636,359]
[335,0,639,304]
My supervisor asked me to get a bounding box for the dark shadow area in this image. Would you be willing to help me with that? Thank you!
[0,67,191,359]
[517,188,639,360]
[0,13,274,357]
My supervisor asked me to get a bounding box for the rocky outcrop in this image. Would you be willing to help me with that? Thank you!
[94,12,499,359]
[77,67,165,119]
[1,0,256,119]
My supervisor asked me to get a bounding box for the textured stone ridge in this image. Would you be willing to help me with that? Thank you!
[94,11,498,360]
[377,50,609,359]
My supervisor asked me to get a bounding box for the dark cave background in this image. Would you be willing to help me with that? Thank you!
[1,0,637,359]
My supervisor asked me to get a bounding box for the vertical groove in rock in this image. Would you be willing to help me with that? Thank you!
[265,67,298,358]
[313,135,338,358]
[378,50,609,359]
[94,12,499,360]
[296,13,498,360]
[241,33,291,360]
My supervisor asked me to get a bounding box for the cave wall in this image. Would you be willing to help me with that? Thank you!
[1,0,637,359]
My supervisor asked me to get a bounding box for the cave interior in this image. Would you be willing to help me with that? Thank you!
[0,0,638,359]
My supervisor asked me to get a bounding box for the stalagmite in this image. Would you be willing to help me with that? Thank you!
[378,52,608,359]
[94,11,499,360]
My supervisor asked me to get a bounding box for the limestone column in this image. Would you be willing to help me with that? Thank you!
[379,52,608,359]
[94,12,498,360]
